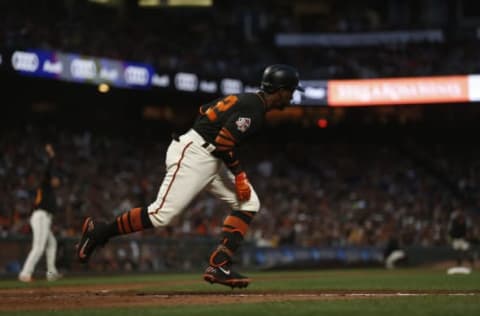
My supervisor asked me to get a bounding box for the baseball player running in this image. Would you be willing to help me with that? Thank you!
[18,144,63,282]
[76,64,303,288]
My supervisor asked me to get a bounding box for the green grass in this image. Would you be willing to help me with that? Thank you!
[1,268,479,316]
[0,273,197,289]
[2,297,480,316]
[1,269,479,292]
[3,268,477,291]
[248,269,480,291]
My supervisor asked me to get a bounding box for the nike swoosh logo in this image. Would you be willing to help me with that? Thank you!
[79,238,90,259]
[218,266,231,275]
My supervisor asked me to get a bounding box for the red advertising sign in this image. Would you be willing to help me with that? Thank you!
[328,76,470,106]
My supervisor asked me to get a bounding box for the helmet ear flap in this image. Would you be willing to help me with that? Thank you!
[260,82,276,94]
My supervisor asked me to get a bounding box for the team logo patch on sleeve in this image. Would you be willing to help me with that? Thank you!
[235,117,251,132]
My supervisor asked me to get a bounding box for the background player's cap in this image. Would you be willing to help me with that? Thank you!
[260,64,304,93]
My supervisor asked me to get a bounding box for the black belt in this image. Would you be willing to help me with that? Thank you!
[172,132,214,150]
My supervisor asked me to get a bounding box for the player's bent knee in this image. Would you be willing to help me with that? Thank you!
[242,193,261,212]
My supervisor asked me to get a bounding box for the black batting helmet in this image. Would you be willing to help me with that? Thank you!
[260,64,304,93]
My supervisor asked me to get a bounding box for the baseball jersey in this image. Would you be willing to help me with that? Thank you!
[33,159,58,215]
[193,92,267,174]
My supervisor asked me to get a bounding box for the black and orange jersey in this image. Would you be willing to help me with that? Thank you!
[193,92,267,174]
[33,158,58,215]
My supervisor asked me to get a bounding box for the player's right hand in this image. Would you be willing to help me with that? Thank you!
[235,171,251,201]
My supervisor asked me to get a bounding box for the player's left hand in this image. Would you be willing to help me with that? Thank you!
[235,171,251,201]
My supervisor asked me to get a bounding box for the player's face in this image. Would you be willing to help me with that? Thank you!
[273,89,294,110]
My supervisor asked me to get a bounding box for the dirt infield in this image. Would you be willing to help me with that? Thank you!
[1,281,479,312]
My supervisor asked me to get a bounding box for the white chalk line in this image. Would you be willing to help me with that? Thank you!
[145,292,479,298]
[234,293,477,297]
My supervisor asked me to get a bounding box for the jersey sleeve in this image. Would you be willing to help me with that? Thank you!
[212,107,263,175]
[223,108,261,143]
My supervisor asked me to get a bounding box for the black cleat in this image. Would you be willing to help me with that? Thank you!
[76,217,108,264]
[203,264,251,289]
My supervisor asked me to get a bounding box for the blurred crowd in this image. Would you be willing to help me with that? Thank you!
[1,0,480,81]
[1,1,480,275]
[1,125,479,252]
[0,0,480,259]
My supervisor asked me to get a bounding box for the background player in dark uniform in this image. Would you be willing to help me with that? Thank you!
[448,208,475,270]
[75,64,303,288]
[18,144,63,282]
